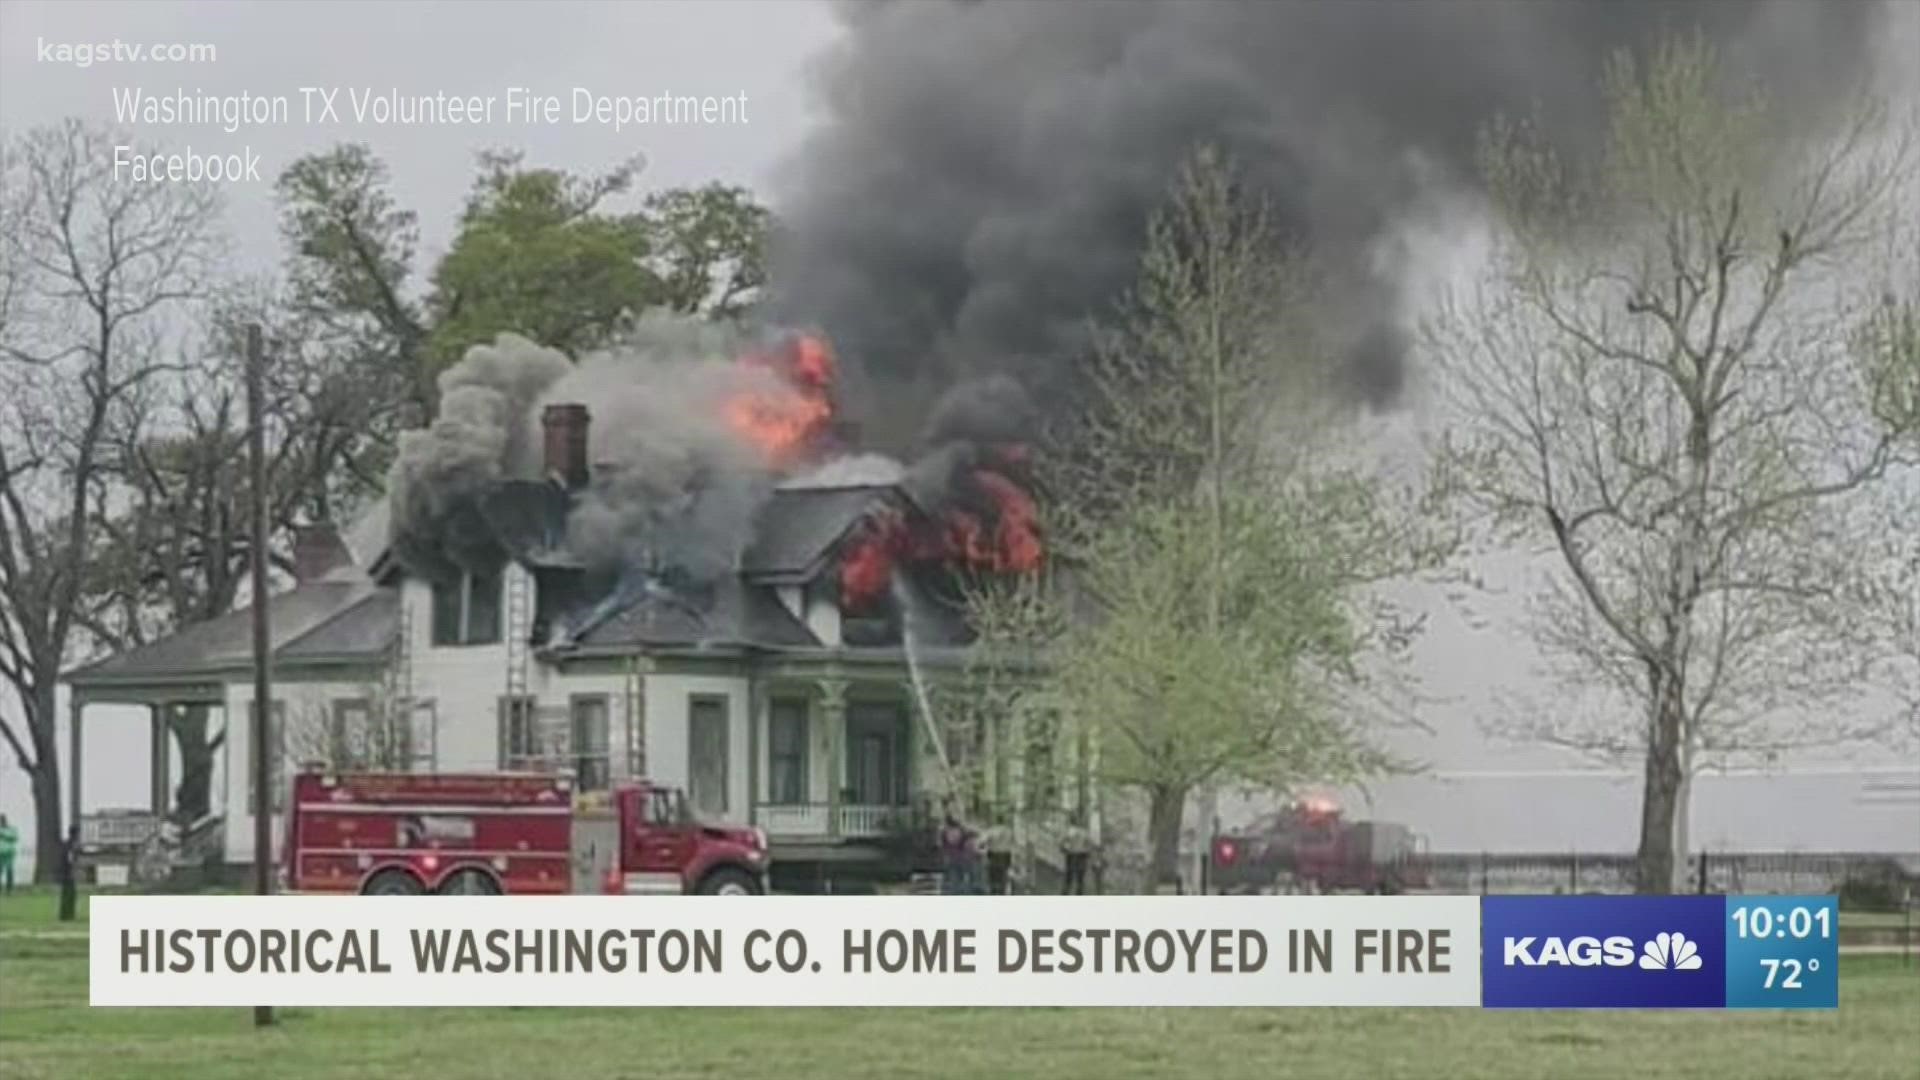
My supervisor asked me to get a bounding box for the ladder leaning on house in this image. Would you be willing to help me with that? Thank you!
[504,566,532,702]
[384,599,414,751]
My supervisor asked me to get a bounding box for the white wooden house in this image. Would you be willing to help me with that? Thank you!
[63,405,1084,888]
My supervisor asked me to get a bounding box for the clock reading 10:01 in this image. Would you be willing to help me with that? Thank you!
[1729,904,1831,941]
[1723,896,1838,1009]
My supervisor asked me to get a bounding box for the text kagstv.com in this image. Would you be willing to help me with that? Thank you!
[114,145,261,184]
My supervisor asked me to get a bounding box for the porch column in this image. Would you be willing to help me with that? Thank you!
[903,678,918,810]
[150,705,171,816]
[68,695,83,832]
[818,677,848,838]
[747,674,763,824]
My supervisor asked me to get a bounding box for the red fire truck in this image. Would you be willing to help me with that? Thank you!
[1210,797,1428,895]
[283,771,770,896]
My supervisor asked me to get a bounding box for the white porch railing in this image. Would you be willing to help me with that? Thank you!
[837,804,894,838]
[753,802,904,839]
[756,803,831,838]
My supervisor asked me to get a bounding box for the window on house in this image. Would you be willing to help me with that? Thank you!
[245,700,286,816]
[406,702,437,773]
[430,577,461,645]
[846,702,908,806]
[467,568,501,644]
[767,698,809,805]
[432,569,503,646]
[328,698,372,769]
[687,696,729,817]
[571,695,611,792]
[499,695,541,770]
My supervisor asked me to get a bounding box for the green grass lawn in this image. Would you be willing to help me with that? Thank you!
[1841,910,1917,930]
[3,889,1917,1080]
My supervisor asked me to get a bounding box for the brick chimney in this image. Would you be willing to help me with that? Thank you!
[291,522,353,584]
[542,403,591,489]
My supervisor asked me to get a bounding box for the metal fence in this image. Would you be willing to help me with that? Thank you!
[1423,851,1919,897]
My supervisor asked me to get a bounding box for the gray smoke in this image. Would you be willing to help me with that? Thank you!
[388,316,811,582]
[553,318,777,581]
[771,0,1886,438]
[784,452,904,489]
[388,333,572,569]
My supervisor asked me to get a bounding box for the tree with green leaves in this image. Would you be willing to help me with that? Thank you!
[277,144,430,413]
[643,183,770,320]
[1032,148,1437,889]
[277,144,775,388]
[1427,39,1918,893]
[424,151,655,369]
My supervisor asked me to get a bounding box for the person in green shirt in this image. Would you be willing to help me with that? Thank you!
[0,814,18,893]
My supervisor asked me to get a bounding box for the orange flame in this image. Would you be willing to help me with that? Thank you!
[724,332,838,466]
[839,462,1044,610]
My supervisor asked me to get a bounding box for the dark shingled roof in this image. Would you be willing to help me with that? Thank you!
[68,478,977,685]
[741,484,898,582]
[571,575,817,650]
[278,590,397,660]
[66,581,388,684]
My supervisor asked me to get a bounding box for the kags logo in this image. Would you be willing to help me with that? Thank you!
[1636,931,1702,970]
[1482,897,1724,1008]
[1502,935,1636,967]
[1502,930,1702,970]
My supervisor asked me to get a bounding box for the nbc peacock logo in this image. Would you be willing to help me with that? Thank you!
[1637,931,1703,971]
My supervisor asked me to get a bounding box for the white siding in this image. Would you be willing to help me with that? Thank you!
[776,585,805,624]
[222,677,377,865]
[804,580,841,646]
[400,574,509,771]
[397,567,640,772]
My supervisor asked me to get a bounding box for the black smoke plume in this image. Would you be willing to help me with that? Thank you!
[771,0,1886,444]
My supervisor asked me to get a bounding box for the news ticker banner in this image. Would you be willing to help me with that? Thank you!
[88,894,1838,1009]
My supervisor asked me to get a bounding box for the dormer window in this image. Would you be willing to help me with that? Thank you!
[431,569,502,646]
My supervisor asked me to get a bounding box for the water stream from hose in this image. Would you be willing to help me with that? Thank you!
[893,574,957,798]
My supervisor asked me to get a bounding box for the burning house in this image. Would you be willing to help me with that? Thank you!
[64,323,1063,889]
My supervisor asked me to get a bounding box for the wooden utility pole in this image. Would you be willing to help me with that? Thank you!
[245,323,275,1028]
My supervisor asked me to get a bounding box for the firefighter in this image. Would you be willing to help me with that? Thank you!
[58,823,80,921]
[938,811,980,895]
[1060,812,1093,896]
[983,816,1013,895]
[0,814,17,894]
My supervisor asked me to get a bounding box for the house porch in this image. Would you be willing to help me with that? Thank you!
[748,671,935,843]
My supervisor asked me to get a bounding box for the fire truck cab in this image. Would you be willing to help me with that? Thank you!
[1210,798,1427,895]
[283,771,769,896]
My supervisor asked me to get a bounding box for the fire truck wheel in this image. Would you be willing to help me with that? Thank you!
[697,868,760,896]
[437,868,502,896]
[361,869,425,896]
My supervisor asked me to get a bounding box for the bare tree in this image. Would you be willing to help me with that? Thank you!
[0,121,221,878]
[1857,297,1920,752]
[1427,40,1919,892]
